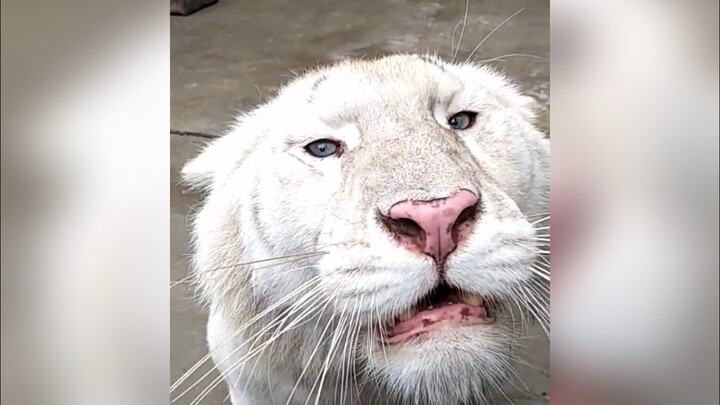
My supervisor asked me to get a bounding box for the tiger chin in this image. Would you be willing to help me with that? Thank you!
[180,53,549,405]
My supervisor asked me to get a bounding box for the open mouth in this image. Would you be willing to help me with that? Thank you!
[383,283,497,345]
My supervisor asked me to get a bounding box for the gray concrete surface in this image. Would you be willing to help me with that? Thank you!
[171,1,549,403]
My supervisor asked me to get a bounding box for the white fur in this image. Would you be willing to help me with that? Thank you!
[181,54,549,405]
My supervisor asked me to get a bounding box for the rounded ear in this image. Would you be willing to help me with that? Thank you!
[518,95,541,125]
[181,110,267,193]
[180,137,224,192]
[180,129,252,192]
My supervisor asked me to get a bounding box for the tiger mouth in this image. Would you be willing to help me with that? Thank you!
[383,283,498,344]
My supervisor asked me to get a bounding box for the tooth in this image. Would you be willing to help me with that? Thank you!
[461,292,482,307]
[399,308,415,322]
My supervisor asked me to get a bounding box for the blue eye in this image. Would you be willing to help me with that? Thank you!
[305,139,341,158]
[448,111,477,130]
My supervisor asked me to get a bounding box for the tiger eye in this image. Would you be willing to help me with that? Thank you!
[305,139,340,158]
[448,111,478,130]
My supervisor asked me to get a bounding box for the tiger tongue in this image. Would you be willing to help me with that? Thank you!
[386,303,492,344]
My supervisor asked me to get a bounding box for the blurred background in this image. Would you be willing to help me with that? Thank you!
[1,0,717,405]
[551,1,718,404]
[171,1,549,404]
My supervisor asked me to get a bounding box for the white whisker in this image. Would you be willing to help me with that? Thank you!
[465,8,526,63]
[477,53,542,64]
[188,293,332,405]
[170,276,322,393]
[452,0,470,61]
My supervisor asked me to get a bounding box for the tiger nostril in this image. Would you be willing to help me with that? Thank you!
[380,216,425,238]
[394,218,424,238]
[451,203,479,243]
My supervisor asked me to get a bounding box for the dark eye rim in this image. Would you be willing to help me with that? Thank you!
[304,138,344,158]
[448,111,478,130]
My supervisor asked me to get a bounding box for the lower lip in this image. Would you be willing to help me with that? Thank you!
[382,303,495,345]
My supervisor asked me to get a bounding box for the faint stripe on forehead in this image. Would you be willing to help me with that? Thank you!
[418,55,447,71]
[307,74,328,104]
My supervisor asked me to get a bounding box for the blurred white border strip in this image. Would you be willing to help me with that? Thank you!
[1,1,169,405]
[551,0,718,404]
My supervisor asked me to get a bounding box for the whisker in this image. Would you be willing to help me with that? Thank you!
[170,276,322,393]
[350,298,365,402]
[170,275,193,289]
[173,279,327,399]
[465,8,526,63]
[528,278,550,296]
[374,297,389,366]
[256,264,319,283]
[526,212,550,219]
[336,299,359,405]
[196,251,327,274]
[188,292,332,405]
[528,266,550,282]
[450,21,463,59]
[531,215,551,225]
[286,301,339,404]
[309,300,349,405]
[513,285,550,337]
[534,255,551,268]
[177,263,320,289]
[452,0,470,61]
[509,294,528,336]
[531,262,550,274]
[477,53,542,64]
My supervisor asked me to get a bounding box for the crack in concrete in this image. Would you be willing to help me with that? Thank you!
[170,129,219,139]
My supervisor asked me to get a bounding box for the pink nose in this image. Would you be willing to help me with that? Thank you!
[386,190,479,264]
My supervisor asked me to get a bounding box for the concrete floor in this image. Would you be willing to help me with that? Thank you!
[171,1,549,404]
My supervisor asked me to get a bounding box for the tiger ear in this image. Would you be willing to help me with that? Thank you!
[181,134,239,192]
[518,95,541,124]
[181,111,265,192]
